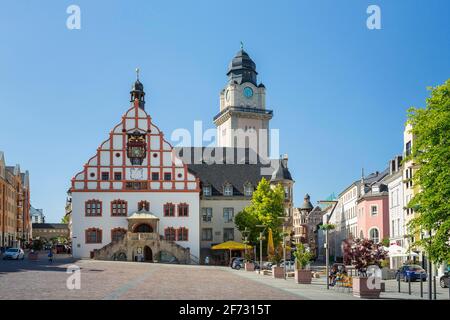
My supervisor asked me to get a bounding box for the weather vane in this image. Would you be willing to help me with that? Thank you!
[135,67,140,81]
[240,41,244,50]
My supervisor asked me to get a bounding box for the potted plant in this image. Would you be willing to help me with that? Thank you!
[244,253,254,271]
[293,243,313,284]
[270,251,284,278]
[344,238,388,299]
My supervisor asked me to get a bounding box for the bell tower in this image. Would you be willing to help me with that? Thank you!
[214,46,273,156]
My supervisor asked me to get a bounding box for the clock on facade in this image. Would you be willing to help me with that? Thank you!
[243,87,253,98]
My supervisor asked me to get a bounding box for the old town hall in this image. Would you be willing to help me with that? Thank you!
[69,48,294,263]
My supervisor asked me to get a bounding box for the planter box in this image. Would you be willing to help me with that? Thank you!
[295,269,312,284]
[244,262,255,271]
[272,266,285,279]
[352,277,381,299]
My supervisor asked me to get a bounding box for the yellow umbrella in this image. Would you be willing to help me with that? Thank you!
[267,228,275,257]
[211,241,253,250]
[212,241,253,266]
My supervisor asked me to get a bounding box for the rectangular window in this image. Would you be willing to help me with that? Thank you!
[85,200,102,216]
[201,228,213,241]
[85,229,102,244]
[244,185,253,197]
[203,186,211,196]
[164,203,175,217]
[178,203,189,217]
[177,227,188,241]
[152,172,159,181]
[223,228,234,241]
[202,208,213,222]
[223,208,234,223]
[164,228,176,241]
[371,205,378,216]
[224,185,233,196]
[114,172,122,181]
[101,172,109,181]
[405,141,412,156]
[164,172,171,181]
[111,200,127,216]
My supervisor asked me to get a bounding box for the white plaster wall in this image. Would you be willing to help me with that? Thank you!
[71,191,200,259]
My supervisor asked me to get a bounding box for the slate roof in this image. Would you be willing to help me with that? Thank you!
[176,147,280,197]
[32,223,68,229]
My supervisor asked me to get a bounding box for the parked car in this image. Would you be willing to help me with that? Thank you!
[440,272,449,288]
[2,248,25,260]
[231,257,245,270]
[396,265,427,282]
[262,261,273,270]
[280,260,296,271]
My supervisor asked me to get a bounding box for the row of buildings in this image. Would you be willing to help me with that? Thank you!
[0,152,31,248]
[321,123,447,276]
[67,48,295,263]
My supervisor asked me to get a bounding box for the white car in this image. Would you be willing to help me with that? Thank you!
[2,248,25,260]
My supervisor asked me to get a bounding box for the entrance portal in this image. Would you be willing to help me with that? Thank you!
[144,246,153,262]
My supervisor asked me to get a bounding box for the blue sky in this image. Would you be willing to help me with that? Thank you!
[0,0,449,222]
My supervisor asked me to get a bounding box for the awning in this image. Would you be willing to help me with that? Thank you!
[211,241,253,250]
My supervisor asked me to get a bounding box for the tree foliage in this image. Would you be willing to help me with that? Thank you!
[234,178,285,246]
[407,79,450,264]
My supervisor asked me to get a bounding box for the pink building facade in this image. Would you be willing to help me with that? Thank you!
[356,184,390,244]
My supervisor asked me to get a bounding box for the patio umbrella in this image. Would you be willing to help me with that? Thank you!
[212,241,253,265]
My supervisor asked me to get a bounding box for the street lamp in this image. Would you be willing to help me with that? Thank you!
[242,227,250,263]
[278,216,290,280]
[318,200,338,290]
[256,225,266,274]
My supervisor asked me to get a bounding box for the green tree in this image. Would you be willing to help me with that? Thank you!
[61,214,69,224]
[234,178,285,246]
[407,79,450,264]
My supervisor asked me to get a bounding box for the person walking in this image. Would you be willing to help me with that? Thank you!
[48,248,53,263]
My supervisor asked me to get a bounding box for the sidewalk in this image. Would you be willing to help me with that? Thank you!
[228,269,450,300]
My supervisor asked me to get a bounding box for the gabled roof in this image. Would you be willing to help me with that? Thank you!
[271,158,293,182]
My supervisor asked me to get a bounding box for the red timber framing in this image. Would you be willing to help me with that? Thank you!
[70,99,200,193]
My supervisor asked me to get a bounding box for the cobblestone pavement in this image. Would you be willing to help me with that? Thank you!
[0,254,302,300]
[1,254,448,300]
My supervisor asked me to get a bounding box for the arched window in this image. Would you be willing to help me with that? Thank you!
[164,227,176,241]
[111,228,127,242]
[369,228,380,243]
[134,224,153,233]
[178,203,189,217]
[138,200,149,211]
[163,203,175,217]
[85,228,102,244]
[111,200,127,216]
[85,200,102,216]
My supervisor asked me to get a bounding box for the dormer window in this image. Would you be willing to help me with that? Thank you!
[244,183,253,197]
[203,185,211,197]
[223,184,233,196]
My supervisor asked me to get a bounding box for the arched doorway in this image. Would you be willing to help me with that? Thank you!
[144,246,153,262]
[134,224,153,233]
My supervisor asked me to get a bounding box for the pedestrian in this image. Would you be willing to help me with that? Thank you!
[205,256,210,265]
[48,249,53,263]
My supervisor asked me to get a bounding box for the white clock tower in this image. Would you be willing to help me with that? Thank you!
[213,47,273,157]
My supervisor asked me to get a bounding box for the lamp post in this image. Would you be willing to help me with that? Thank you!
[256,225,266,274]
[318,200,338,290]
[242,227,250,263]
[278,216,290,280]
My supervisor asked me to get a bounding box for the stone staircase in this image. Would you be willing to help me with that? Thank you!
[93,232,193,264]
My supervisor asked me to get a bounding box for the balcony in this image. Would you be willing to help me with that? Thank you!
[213,106,273,121]
[127,232,161,241]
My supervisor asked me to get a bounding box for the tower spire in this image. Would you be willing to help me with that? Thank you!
[130,68,145,110]
[135,67,140,81]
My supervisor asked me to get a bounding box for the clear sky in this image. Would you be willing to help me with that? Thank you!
[0,0,449,222]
